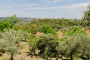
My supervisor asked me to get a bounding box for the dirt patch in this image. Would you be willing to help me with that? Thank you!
[35,32,43,37]
[57,30,65,39]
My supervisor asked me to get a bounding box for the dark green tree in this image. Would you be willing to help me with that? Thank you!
[36,33,58,60]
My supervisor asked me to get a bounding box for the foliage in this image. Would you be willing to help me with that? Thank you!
[0,29,24,60]
[9,14,19,28]
[36,33,58,59]
[30,24,38,34]
[57,33,90,60]
[0,19,10,32]
[23,31,29,42]
[22,27,30,33]
[0,14,19,32]
[57,34,82,60]
[66,26,86,36]
[81,5,90,26]
[12,26,19,31]
[82,4,90,20]
[77,34,90,59]
[28,34,38,57]
[28,34,38,47]
[40,25,56,35]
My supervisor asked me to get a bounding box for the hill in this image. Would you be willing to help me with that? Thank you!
[0,17,40,22]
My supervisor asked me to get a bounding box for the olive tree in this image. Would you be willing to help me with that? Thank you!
[0,29,24,60]
[77,34,90,60]
[57,35,81,60]
[57,32,90,60]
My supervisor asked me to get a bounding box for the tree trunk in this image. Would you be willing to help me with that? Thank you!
[70,53,73,60]
[45,30,46,34]
[46,56,48,60]
[86,55,89,60]
[31,54,33,58]
[61,54,62,58]
[50,57,52,60]
[89,55,90,60]
[56,54,59,60]
[56,56,58,60]
[11,54,13,60]
[25,37,27,42]
[60,54,63,60]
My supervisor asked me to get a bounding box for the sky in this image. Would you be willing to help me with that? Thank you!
[0,0,90,19]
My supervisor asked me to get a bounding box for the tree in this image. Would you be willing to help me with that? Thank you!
[22,27,30,33]
[36,33,58,60]
[23,31,29,42]
[77,34,90,60]
[57,32,90,60]
[0,14,19,32]
[81,5,90,26]
[30,24,38,34]
[28,34,38,57]
[9,14,19,28]
[12,25,19,31]
[0,29,24,60]
[40,25,56,35]
[0,19,11,32]
[66,26,86,36]
[57,34,81,60]
[82,5,90,20]
[56,24,61,30]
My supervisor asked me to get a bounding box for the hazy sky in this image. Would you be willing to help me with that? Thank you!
[0,0,90,19]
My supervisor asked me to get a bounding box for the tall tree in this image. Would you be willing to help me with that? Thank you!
[81,5,90,26]
[0,14,19,32]
[9,14,19,28]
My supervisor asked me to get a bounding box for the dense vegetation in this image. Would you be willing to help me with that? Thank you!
[0,5,90,60]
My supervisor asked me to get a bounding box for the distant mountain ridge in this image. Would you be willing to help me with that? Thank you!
[0,17,40,22]
[0,17,81,22]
